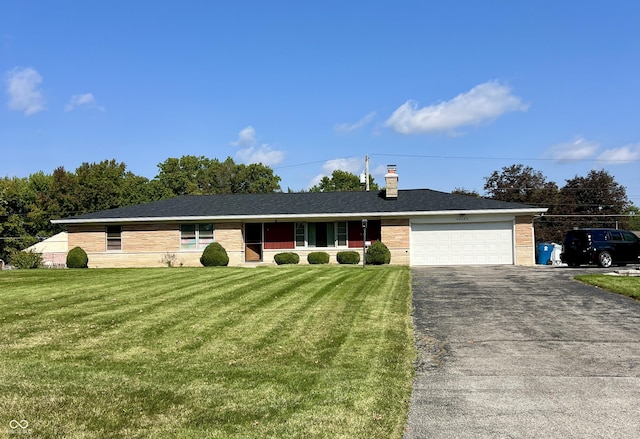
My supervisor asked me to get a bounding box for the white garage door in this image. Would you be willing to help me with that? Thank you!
[411,221,514,266]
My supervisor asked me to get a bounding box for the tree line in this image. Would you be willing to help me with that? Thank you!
[0,156,281,261]
[453,164,639,242]
[1,157,637,262]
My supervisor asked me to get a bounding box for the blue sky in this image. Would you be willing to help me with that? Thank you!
[2,1,639,206]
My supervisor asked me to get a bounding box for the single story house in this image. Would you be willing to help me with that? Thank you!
[52,167,547,267]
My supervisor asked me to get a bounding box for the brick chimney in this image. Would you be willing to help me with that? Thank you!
[385,165,398,199]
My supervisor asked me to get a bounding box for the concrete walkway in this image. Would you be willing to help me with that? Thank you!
[405,265,640,438]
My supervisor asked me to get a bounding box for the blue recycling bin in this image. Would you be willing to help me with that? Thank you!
[536,243,553,265]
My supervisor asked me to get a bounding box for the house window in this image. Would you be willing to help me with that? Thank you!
[106,226,122,251]
[295,221,347,248]
[181,224,214,250]
[295,223,306,247]
[337,222,347,246]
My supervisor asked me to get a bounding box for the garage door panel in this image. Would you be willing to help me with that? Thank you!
[411,221,513,266]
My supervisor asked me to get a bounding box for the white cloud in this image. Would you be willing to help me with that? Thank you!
[6,67,46,116]
[308,157,364,188]
[232,125,284,166]
[384,80,528,135]
[231,125,256,148]
[596,144,640,165]
[236,144,284,166]
[65,93,105,112]
[546,137,600,163]
[321,157,363,174]
[334,111,376,133]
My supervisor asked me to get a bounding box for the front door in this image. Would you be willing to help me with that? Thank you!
[245,223,263,262]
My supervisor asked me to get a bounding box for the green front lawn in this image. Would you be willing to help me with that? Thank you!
[575,274,640,300]
[0,266,414,438]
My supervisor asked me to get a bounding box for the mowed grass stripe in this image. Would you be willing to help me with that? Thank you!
[232,268,357,346]
[284,268,413,437]
[177,267,412,438]
[0,266,414,439]
[130,268,318,346]
[3,269,279,353]
[13,268,313,363]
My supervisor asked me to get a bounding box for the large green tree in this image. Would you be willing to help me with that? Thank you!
[483,164,561,241]
[559,169,630,229]
[44,167,80,221]
[309,170,378,192]
[154,155,281,196]
[483,165,632,241]
[483,164,559,207]
[74,159,154,213]
[231,163,282,193]
[0,174,52,261]
[1,161,157,261]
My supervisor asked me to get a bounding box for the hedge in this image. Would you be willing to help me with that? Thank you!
[307,252,330,265]
[337,251,360,265]
[274,252,300,265]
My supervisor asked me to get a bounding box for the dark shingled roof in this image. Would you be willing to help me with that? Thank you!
[55,189,542,223]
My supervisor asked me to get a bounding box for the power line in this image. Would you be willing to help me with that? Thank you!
[371,153,640,163]
[272,152,640,171]
[273,156,362,170]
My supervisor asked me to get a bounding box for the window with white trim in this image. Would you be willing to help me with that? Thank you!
[180,224,215,250]
[295,221,347,248]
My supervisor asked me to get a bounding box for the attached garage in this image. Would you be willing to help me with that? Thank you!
[410,218,514,266]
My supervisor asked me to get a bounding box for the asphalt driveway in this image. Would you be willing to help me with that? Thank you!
[405,265,640,438]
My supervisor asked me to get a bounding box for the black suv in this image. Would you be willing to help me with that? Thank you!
[560,228,640,268]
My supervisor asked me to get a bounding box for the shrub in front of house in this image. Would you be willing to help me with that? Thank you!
[200,242,229,267]
[8,249,43,269]
[337,251,360,265]
[365,241,391,265]
[307,252,330,265]
[274,252,300,265]
[67,246,89,268]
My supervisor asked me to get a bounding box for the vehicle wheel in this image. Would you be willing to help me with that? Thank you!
[598,251,613,268]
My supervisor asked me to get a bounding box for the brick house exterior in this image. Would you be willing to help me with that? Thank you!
[54,169,546,268]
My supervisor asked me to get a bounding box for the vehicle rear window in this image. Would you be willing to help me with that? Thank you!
[609,231,623,241]
[565,231,588,244]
